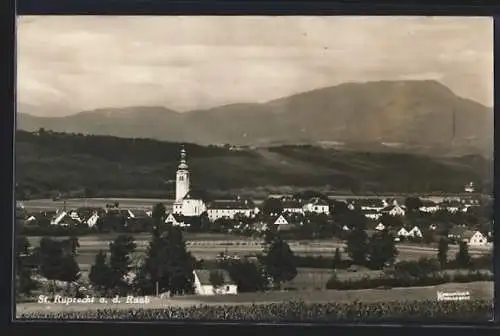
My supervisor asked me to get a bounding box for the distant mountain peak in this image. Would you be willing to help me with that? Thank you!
[16,79,492,157]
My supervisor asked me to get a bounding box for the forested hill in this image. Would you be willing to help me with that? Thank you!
[15,130,492,199]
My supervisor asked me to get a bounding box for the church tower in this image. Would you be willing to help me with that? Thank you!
[175,146,190,201]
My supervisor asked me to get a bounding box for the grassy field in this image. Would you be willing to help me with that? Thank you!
[26,232,490,280]
[16,281,493,316]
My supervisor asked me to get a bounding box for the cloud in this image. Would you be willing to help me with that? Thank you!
[17,16,493,116]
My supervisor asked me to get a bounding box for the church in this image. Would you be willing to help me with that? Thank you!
[172,146,207,217]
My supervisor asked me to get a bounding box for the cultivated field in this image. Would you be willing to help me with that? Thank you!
[25,232,491,281]
[16,281,493,316]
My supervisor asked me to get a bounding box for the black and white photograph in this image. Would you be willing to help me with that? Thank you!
[14,16,493,322]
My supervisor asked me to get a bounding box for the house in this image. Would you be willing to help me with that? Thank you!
[447,227,468,240]
[419,200,439,213]
[85,213,100,228]
[464,182,475,193]
[380,202,406,217]
[193,269,237,296]
[281,198,304,214]
[165,213,186,227]
[407,226,423,238]
[363,209,382,220]
[50,211,80,226]
[207,199,257,221]
[458,230,488,247]
[396,227,410,237]
[357,199,386,211]
[375,223,385,231]
[467,231,488,247]
[429,223,439,231]
[440,200,462,213]
[270,214,287,226]
[302,198,330,215]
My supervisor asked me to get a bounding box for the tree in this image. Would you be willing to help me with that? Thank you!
[38,237,79,298]
[89,251,112,296]
[404,197,422,213]
[437,237,449,268]
[262,236,297,289]
[152,203,166,225]
[219,259,268,292]
[136,225,194,296]
[368,230,398,269]
[164,226,195,296]
[261,198,283,216]
[346,228,369,266]
[208,269,225,293]
[455,241,471,268]
[15,236,37,297]
[65,236,80,256]
[58,254,81,294]
[108,235,137,295]
[332,248,342,269]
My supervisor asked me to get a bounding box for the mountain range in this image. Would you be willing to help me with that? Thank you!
[17,80,493,157]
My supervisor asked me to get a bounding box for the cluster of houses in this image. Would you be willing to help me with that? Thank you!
[18,196,492,248]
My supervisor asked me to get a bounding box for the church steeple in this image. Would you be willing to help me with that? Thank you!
[175,145,190,201]
[178,145,188,170]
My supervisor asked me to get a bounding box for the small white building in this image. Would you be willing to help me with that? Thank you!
[464,182,475,193]
[193,269,238,296]
[397,227,410,237]
[302,198,330,215]
[207,199,257,221]
[407,226,423,238]
[50,211,80,226]
[357,199,386,211]
[165,213,187,227]
[281,198,305,214]
[419,200,439,213]
[381,203,406,217]
[85,213,100,227]
[363,209,382,220]
[464,230,488,247]
[273,214,289,226]
[375,223,385,231]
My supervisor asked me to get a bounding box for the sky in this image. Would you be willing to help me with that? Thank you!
[17,16,493,117]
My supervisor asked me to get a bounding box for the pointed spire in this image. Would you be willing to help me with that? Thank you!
[178,145,188,169]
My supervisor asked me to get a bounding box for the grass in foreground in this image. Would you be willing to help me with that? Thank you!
[17,299,493,322]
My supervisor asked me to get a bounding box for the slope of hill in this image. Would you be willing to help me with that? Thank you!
[17,80,493,157]
[15,130,492,200]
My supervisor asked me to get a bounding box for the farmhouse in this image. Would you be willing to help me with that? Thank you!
[164,213,186,227]
[407,226,423,238]
[302,198,330,215]
[440,200,462,213]
[363,209,382,220]
[396,227,410,237]
[193,269,237,296]
[419,200,439,213]
[281,198,304,214]
[207,199,257,221]
[50,211,80,226]
[462,230,488,247]
[380,202,406,217]
[357,199,385,211]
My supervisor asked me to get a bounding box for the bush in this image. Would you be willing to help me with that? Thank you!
[17,299,492,322]
[293,255,351,269]
[325,269,492,290]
